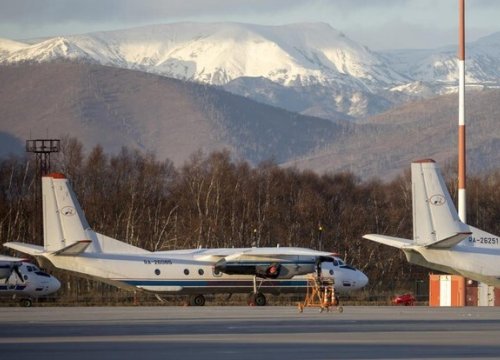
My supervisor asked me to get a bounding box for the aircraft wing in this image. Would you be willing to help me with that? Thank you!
[196,251,286,263]
[195,247,331,262]
[363,234,414,249]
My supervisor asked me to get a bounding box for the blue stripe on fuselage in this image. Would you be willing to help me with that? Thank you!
[119,279,308,287]
[0,285,27,291]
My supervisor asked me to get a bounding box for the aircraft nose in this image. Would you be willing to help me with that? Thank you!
[49,277,61,294]
[357,271,369,288]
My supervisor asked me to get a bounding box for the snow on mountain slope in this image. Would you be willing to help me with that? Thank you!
[0,22,413,119]
[2,23,500,120]
[0,22,403,89]
[0,38,29,56]
[383,31,500,93]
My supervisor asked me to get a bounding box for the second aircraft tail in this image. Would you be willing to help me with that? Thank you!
[411,159,470,248]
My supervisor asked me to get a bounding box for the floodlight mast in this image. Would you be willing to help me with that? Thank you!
[458,0,466,223]
[26,139,60,245]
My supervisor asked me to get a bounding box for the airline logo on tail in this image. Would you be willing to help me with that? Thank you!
[43,173,91,252]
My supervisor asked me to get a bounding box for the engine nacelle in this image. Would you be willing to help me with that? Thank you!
[214,260,315,279]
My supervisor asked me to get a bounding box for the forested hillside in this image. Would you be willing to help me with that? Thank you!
[1,138,498,304]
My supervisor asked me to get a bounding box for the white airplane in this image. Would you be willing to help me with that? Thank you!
[364,159,500,287]
[4,173,368,306]
[0,254,61,307]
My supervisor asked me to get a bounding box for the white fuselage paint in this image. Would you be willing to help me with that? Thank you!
[43,251,368,295]
[0,262,60,298]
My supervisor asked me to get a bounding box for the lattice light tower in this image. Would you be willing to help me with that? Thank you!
[458,0,466,223]
[26,139,60,245]
[26,139,60,176]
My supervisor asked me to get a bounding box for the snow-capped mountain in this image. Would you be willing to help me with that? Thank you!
[1,23,500,120]
[0,22,407,119]
[382,32,500,95]
[0,23,403,86]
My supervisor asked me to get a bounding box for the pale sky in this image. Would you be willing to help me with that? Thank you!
[0,0,498,50]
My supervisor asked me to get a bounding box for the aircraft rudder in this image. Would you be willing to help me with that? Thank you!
[42,173,91,252]
[411,160,469,247]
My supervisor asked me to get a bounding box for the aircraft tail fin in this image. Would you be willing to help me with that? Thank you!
[42,173,150,255]
[411,160,471,248]
[42,173,92,252]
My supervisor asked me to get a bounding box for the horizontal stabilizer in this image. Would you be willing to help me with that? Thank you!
[424,232,471,249]
[0,254,29,262]
[363,235,413,249]
[52,240,92,256]
[3,242,45,256]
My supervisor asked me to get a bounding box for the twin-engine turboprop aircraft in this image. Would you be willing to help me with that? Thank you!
[0,255,60,306]
[364,159,500,287]
[4,173,368,306]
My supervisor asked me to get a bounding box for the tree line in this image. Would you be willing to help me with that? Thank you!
[1,137,499,303]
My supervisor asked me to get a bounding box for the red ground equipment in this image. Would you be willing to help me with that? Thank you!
[393,293,415,306]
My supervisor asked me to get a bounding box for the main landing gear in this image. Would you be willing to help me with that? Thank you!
[189,294,206,306]
[247,275,267,306]
[20,298,32,307]
[247,292,266,306]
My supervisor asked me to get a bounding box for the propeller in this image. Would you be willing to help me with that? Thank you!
[7,263,25,283]
[12,263,24,283]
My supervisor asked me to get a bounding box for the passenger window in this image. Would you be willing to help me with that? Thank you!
[184,269,189,275]
[198,269,204,276]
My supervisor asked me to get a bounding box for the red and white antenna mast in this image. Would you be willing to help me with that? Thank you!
[458,0,466,222]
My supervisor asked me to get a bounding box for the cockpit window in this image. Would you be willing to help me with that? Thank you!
[340,265,356,271]
[337,259,345,266]
[35,271,51,278]
[332,258,338,266]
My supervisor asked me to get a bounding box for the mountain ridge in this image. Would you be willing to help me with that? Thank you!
[2,22,499,121]
[0,22,407,119]
[0,62,348,166]
[1,62,498,180]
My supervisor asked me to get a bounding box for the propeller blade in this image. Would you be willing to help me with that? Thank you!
[12,264,24,283]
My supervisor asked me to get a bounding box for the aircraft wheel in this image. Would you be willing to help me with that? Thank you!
[189,294,206,306]
[20,298,32,307]
[247,292,266,306]
[337,306,344,313]
[253,292,267,306]
[255,293,266,306]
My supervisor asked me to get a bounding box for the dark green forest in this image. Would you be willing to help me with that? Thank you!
[1,137,499,305]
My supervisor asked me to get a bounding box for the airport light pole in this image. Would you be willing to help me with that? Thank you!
[26,139,60,246]
[458,0,466,223]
